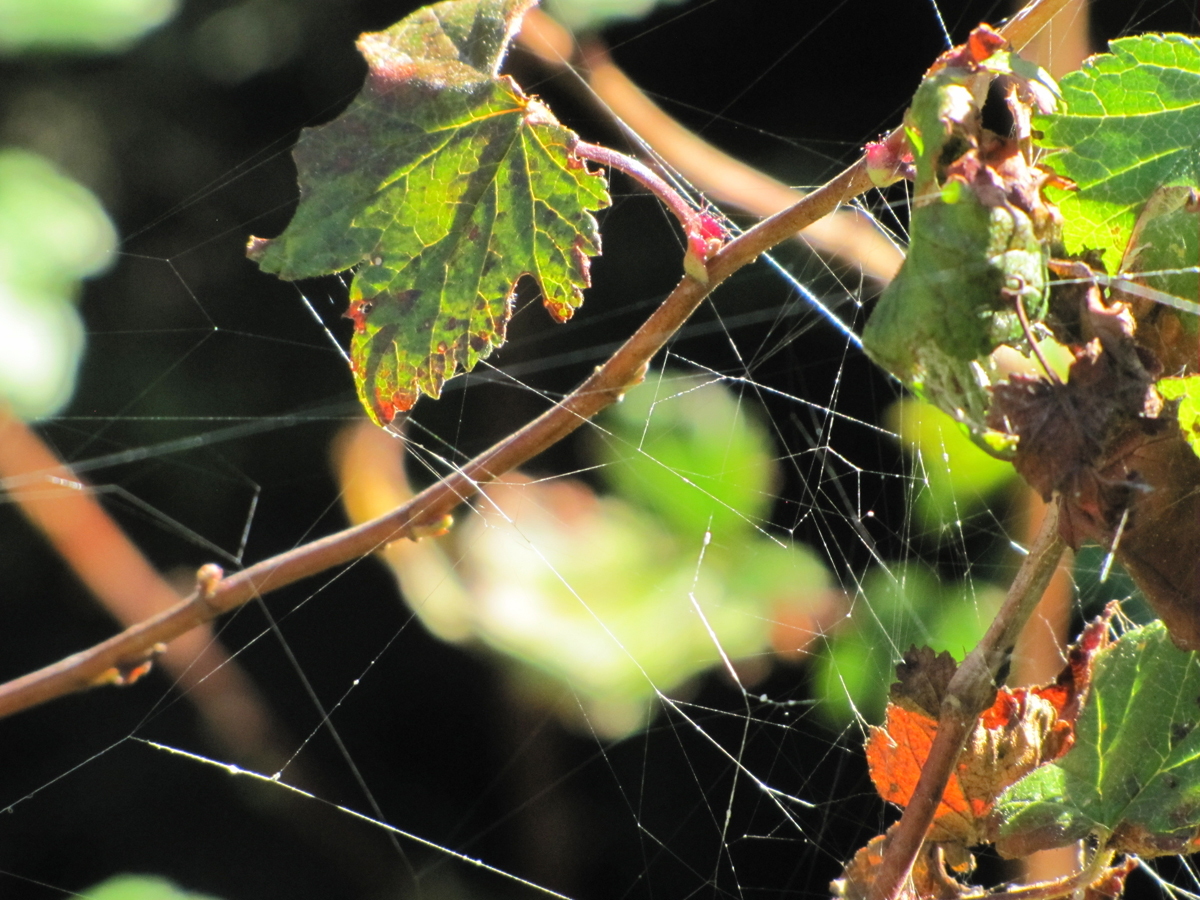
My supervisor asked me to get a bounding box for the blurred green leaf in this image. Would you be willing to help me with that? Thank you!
[458,475,834,738]
[0,0,177,53]
[997,620,1200,858]
[1036,33,1200,265]
[813,565,1002,727]
[886,397,1016,530]
[247,0,608,424]
[82,874,224,900]
[596,373,776,538]
[0,149,115,419]
[360,372,837,738]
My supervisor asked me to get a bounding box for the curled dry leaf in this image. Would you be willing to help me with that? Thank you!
[865,609,1110,849]
[831,823,971,900]
[989,266,1200,649]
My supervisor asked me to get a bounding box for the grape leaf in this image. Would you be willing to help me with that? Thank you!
[247,0,609,424]
[861,27,1060,439]
[865,642,1087,848]
[996,620,1200,858]
[1036,34,1200,265]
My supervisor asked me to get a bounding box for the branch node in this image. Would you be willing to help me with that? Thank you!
[195,563,224,609]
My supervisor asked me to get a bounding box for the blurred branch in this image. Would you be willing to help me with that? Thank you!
[518,10,904,285]
[0,405,289,771]
[1008,0,1091,885]
[0,0,1074,733]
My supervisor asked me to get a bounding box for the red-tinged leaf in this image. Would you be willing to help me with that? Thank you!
[247,0,609,424]
[1083,857,1138,900]
[831,823,972,900]
[866,623,1110,848]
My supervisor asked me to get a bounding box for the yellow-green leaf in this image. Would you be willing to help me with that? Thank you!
[248,0,609,424]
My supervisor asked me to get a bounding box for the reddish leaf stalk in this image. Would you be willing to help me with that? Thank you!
[868,505,1067,900]
[572,139,720,276]
[0,157,872,722]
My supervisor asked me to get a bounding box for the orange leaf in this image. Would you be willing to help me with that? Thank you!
[831,823,972,900]
[866,610,1113,847]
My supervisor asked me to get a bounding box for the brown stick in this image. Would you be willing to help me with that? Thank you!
[0,158,873,721]
[0,406,289,770]
[0,0,1075,747]
[868,504,1067,900]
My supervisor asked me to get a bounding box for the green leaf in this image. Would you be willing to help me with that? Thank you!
[0,0,177,53]
[1157,375,1200,459]
[1036,34,1200,265]
[595,372,776,537]
[248,0,609,425]
[861,35,1057,438]
[543,0,690,32]
[863,191,1047,434]
[82,875,224,900]
[885,397,1017,530]
[996,620,1200,857]
[0,149,116,419]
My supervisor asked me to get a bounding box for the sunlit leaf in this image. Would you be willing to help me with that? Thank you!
[865,632,1095,848]
[862,28,1059,437]
[1036,34,1200,265]
[997,619,1200,858]
[248,0,609,424]
[1158,375,1200,459]
[82,875,224,900]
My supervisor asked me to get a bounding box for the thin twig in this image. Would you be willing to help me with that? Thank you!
[868,504,1067,900]
[0,157,871,721]
[0,0,1075,736]
[0,405,291,771]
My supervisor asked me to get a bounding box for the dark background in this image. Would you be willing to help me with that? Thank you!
[1,1,1197,898]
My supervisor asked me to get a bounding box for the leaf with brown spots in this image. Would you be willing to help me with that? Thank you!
[247,0,609,424]
[866,614,1108,848]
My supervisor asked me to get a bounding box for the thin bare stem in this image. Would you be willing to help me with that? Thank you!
[573,140,702,241]
[0,405,290,770]
[0,156,870,721]
[0,0,1075,740]
[868,505,1067,900]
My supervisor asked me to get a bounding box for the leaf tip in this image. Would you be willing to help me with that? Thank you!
[246,234,272,263]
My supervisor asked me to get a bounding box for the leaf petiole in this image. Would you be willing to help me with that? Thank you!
[571,139,724,282]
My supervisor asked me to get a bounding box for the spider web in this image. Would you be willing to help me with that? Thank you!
[1,1,1198,899]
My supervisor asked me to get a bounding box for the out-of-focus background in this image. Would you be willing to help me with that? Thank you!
[0,1,1195,898]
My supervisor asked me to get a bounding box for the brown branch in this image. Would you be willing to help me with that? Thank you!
[0,405,292,771]
[0,157,872,722]
[0,0,1076,771]
[868,504,1068,900]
